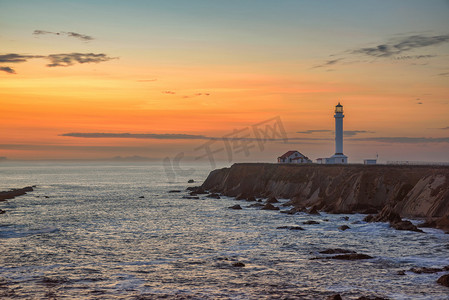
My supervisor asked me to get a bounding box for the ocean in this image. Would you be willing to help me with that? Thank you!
[1,162,448,299]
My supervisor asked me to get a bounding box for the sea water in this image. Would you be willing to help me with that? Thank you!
[1,162,448,299]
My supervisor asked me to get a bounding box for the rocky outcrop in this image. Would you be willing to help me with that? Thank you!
[202,163,449,230]
[0,186,34,201]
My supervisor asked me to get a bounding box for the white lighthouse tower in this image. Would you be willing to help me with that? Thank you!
[325,102,348,164]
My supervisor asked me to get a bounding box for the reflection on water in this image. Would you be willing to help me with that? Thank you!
[1,163,449,299]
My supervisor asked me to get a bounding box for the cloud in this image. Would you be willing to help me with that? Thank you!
[0,66,16,74]
[297,129,373,136]
[393,54,436,60]
[438,72,449,77]
[0,52,116,72]
[33,30,93,41]
[350,137,449,143]
[312,58,343,69]
[163,91,176,94]
[438,126,449,130]
[60,132,210,140]
[353,34,449,58]
[0,53,43,63]
[46,53,116,67]
[297,129,332,134]
[344,130,375,137]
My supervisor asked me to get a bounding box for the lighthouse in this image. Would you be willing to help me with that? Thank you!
[324,102,348,164]
[334,102,344,155]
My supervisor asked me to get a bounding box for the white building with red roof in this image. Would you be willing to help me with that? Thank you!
[277,151,312,164]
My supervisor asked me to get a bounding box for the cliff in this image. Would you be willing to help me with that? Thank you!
[202,163,449,223]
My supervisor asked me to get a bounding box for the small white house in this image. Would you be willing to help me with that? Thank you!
[364,159,377,165]
[278,151,312,164]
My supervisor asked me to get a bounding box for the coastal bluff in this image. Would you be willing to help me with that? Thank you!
[202,163,449,226]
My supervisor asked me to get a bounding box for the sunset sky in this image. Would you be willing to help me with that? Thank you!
[1,0,448,163]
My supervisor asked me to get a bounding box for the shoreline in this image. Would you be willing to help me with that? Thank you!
[199,163,449,232]
[0,186,35,202]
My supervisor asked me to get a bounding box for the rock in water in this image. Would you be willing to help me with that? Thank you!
[266,196,278,203]
[437,274,449,287]
[339,225,350,231]
[262,203,279,210]
[390,220,423,233]
[228,205,242,210]
[308,206,320,215]
[319,248,356,254]
[188,179,194,183]
[206,193,221,199]
[326,294,342,300]
[232,262,245,267]
[168,190,181,193]
[276,226,304,230]
[330,253,373,260]
[303,220,320,225]
[410,267,444,274]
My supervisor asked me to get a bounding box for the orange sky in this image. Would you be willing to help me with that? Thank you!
[1,1,448,163]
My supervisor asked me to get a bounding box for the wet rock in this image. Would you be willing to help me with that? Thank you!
[246,196,256,202]
[261,203,279,210]
[139,196,145,199]
[276,226,304,230]
[410,267,444,274]
[326,294,342,300]
[168,190,181,193]
[370,207,401,223]
[330,253,373,260]
[363,215,374,222]
[303,220,320,225]
[437,274,449,287]
[396,270,406,275]
[319,249,356,254]
[308,206,320,215]
[351,221,362,224]
[206,193,221,199]
[322,218,330,222]
[280,207,301,214]
[341,216,349,221]
[44,196,50,198]
[229,204,242,210]
[390,220,423,233]
[339,225,350,231]
[232,262,245,267]
[186,186,207,194]
[0,186,34,201]
[266,196,278,204]
[0,209,5,214]
[182,196,200,199]
[236,193,249,200]
[188,179,195,183]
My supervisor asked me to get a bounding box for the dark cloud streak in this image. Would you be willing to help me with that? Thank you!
[353,34,449,58]
[33,30,93,41]
[60,133,210,140]
[0,52,116,73]
[0,66,16,74]
[46,53,116,67]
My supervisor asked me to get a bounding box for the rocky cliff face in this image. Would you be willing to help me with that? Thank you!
[202,163,449,220]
